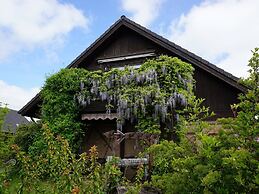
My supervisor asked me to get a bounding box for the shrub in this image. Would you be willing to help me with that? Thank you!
[41,68,89,152]
[12,124,122,194]
[0,104,14,193]
[147,48,259,193]
[14,121,43,155]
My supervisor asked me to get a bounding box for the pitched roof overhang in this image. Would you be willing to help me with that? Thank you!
[18,15,247,117]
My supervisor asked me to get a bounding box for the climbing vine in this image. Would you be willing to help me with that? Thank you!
[76,55,195,136]
[41,68,89,151]
[41,55,196,149]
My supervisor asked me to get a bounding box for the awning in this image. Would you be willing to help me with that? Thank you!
[81,113,118,120]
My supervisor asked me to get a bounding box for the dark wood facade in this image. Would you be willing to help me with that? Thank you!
[76,25,243,119]
[194,67,241,118]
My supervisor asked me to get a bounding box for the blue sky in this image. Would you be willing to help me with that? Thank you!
[0,0,258,110]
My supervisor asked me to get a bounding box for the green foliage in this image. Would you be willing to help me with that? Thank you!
[0,105,11,163]
[183,97,214,122]
[41,68,89,151]
[15,55,211,193]
[0,132,14,166]
[14,122,43,155]
[40,56,197,151]
[0,104,15,193]
[0,131,14,193]
[234,48,259,140]
[9,51,258,193]
[9,55,197,193]
[123,165,145,194]
[135,116,160,134]
[76,55,196,139]
[148,124,258,193]
[145,48,259,193]
[12,124,122,194]
[0,103,8,130]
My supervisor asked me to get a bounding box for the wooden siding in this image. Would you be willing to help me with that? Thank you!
[78,27,159,70]
[194,67,239,118]
[78,27,239,119]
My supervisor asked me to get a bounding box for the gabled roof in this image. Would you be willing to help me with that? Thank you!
[18,15,247,117]
[1,108,29,133]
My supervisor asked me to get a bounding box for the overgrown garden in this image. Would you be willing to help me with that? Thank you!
[0,49,258,193]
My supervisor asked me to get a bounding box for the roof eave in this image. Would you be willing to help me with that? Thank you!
[18,93,41,116]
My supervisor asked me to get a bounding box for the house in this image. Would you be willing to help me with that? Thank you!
[1,108,29,133]
[18,16,246,160]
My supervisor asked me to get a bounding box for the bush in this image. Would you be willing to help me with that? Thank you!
[41,68,89,152]
[0,105,15,193]
[148,126,258,193]
[146,48,259,193]
[12,124,122,194]
[14,121,43,155]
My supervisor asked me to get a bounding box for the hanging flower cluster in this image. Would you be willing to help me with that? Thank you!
[76,55,194,131]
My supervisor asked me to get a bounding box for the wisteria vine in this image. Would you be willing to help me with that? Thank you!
[76,56,194,132]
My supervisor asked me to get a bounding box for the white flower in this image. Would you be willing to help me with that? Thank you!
[255,115,259,120]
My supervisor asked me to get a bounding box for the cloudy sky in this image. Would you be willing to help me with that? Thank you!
[0,0,258,110]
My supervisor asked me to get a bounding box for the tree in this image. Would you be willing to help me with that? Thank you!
[12,125,121,194]
[148,48,259,193]
[0,102,8,130]
[0,102,13,193]
[0,102,10,163]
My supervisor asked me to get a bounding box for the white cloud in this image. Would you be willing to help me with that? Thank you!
[0,0,89,60]
[0,80,39,111]
[169,0,259,78]
[121,0,165,27]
